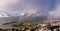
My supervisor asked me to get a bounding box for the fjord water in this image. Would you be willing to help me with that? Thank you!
[0,17,18,24]
[0,17,19,29]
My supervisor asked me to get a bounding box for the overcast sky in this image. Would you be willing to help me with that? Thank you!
[0,0,60,19]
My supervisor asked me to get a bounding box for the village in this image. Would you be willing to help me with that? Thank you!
[0,20,60,31]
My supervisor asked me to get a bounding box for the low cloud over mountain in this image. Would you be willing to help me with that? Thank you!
[0,0,60,21]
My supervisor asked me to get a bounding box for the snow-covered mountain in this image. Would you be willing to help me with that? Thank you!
[18,11,47,22]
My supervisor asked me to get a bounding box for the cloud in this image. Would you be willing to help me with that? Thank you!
[48,1,60,19]
[0,0,30,16]
[0,0,55,19]
[0,0,41,17]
